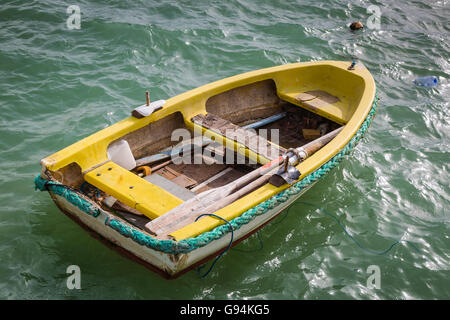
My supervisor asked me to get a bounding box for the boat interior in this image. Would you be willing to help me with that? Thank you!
[45,63,368,236]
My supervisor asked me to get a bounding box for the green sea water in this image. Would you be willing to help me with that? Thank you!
[0,0,448,299]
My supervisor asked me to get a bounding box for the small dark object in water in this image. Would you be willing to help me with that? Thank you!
[349,21,364,30]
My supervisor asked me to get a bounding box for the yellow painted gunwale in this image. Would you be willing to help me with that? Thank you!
[41,60,376,239]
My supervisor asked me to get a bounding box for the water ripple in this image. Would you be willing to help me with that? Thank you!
[0,0,449,299]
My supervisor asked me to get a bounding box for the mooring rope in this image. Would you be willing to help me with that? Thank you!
[285,202,420,255]
[231,232,264,253]
[196,200,420,278]
[195,213,234,278]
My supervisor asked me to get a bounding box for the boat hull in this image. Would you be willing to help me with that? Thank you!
[49,181,316,278]
[35,60,378,278]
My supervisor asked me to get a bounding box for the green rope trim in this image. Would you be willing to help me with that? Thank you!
[35,93,378,255]
[34,176,101,218]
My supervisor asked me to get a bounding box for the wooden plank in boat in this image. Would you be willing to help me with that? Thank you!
[157,167,178,180]
[191,167,246,194]
[163,163,226,186]
[191,113,285,161]
[154,164,198,188]
[295,90,341,111]
[171,174,197,189]
[278,89,348,125]
[164,166,182,178]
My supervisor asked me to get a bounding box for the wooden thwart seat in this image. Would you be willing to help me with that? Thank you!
[84,162,184,220]
[277,89,349,125]
[191,113,285,162]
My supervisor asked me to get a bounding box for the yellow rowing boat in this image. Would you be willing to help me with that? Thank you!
[35,60,377,278]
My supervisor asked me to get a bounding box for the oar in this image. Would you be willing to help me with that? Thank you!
[145,126,343,236]
[144,152,288,236]
[134,112,287,168]
[152,166,280,237]
[134,137,209,168]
